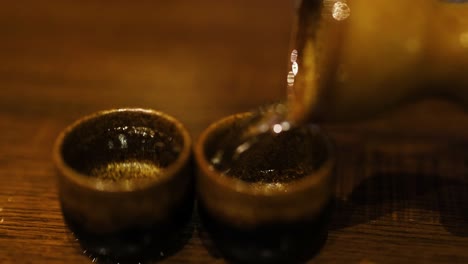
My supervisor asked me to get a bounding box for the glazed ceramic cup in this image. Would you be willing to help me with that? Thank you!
[53,108,193,258]
[195,112,335,263]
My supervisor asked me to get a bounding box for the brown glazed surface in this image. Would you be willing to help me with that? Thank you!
[53,108,193,234]
[195,113,335,229]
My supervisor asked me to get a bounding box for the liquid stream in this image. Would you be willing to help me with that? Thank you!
[209,49,322,184]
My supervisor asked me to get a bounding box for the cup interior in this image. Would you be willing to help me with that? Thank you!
[202,115,330,187]
[60,110,185,181]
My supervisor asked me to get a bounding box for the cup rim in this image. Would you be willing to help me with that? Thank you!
[53,108,192,193]
[195,112,334,197]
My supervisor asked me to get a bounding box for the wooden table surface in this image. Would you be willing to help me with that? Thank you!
[1,1,467,263]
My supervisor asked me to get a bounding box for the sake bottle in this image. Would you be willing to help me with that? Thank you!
[289,0,468,123]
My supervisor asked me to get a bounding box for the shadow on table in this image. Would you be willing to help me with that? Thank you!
[329,171,468,237]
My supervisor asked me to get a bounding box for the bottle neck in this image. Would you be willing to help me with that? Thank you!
[288,0,348,123]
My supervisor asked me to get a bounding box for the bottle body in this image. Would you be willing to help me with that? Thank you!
[291,0,468,122]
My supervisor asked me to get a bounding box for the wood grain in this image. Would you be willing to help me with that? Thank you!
[0,1,467,263]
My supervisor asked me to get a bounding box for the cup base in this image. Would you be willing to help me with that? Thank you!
[61,196,194,262]
[198,200,332,264]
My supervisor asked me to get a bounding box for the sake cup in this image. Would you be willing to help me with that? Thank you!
[53,108,193,259]
[195,112,334,263]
